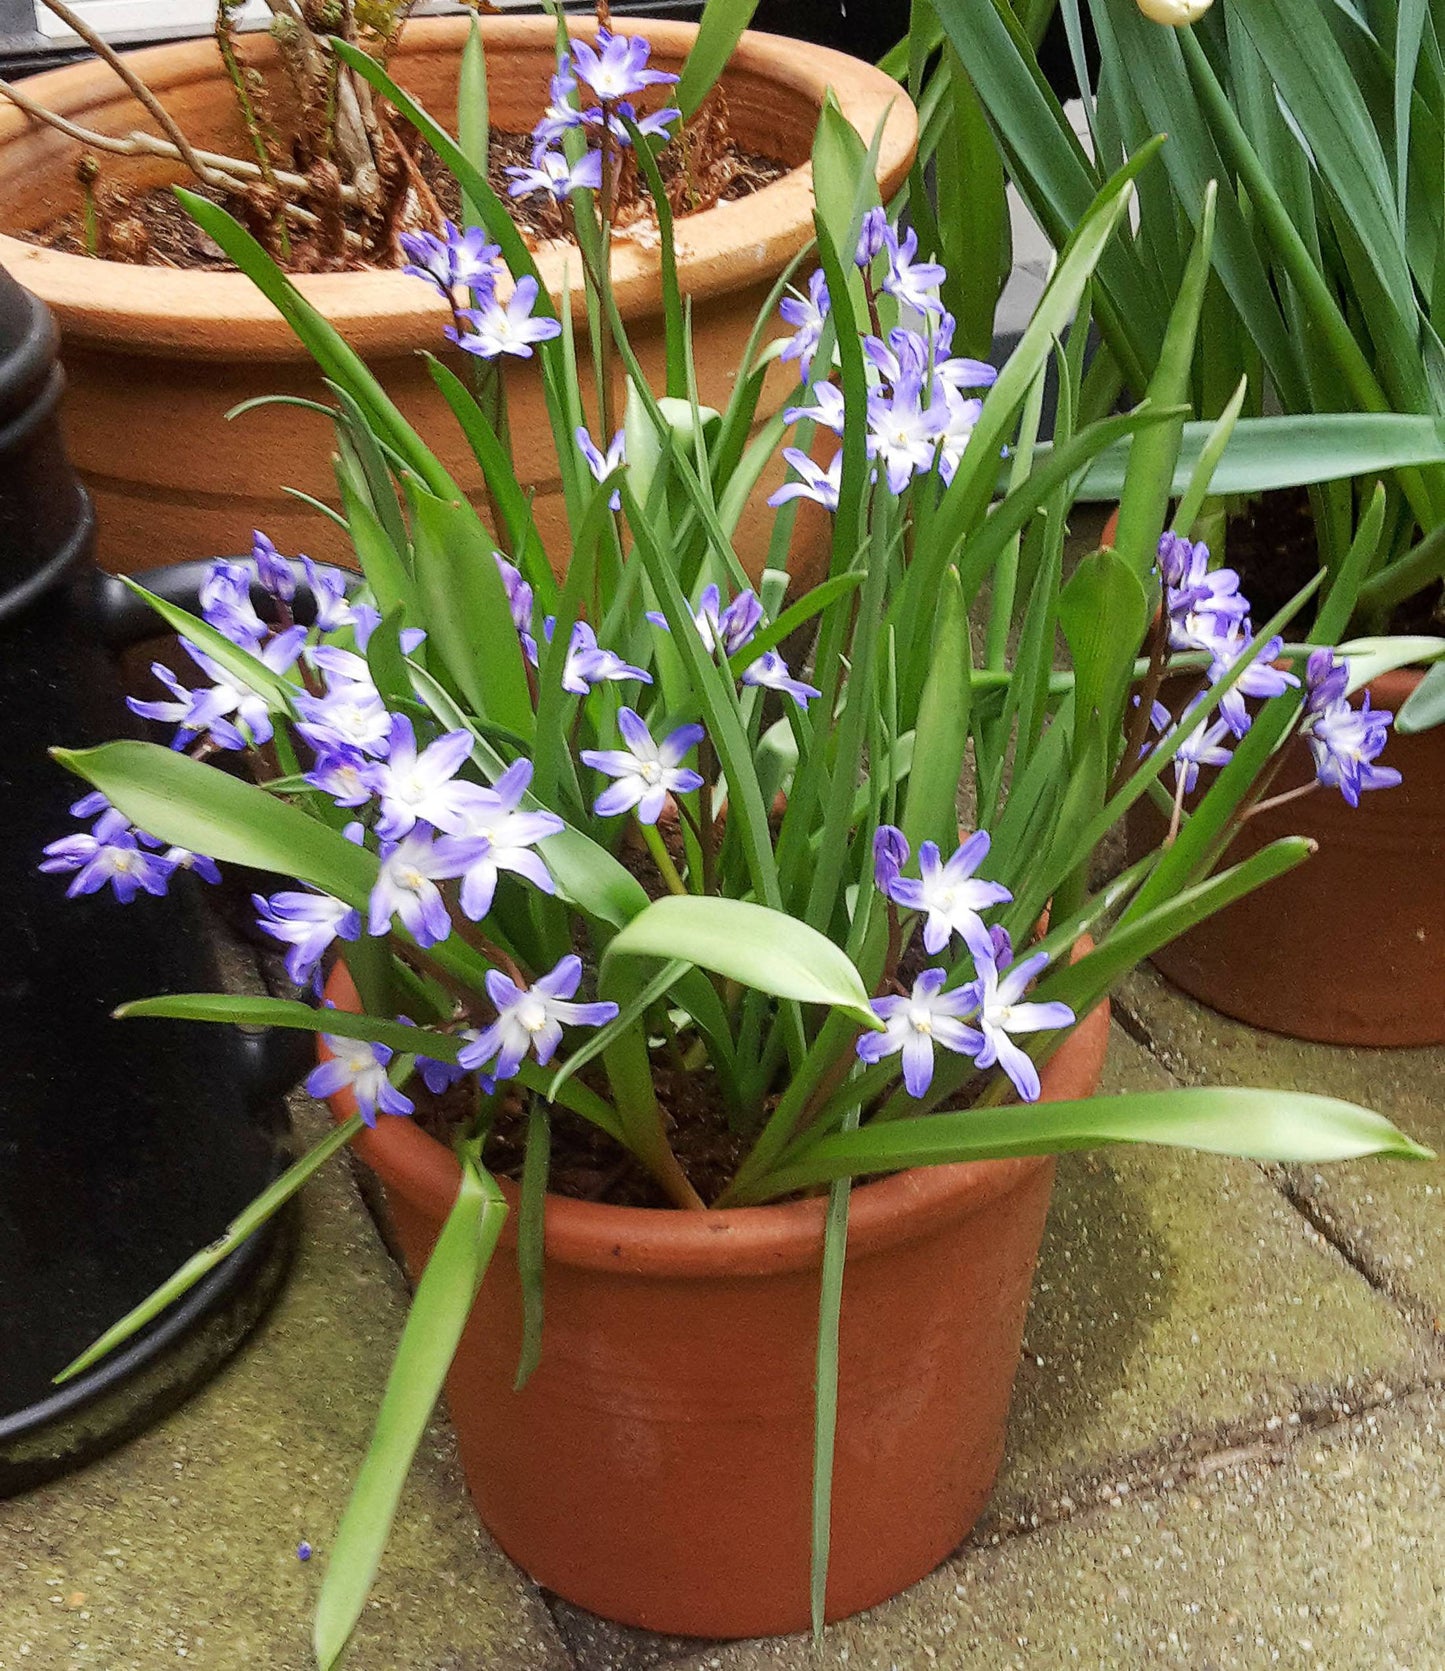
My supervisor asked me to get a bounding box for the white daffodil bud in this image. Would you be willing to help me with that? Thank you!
[1135,0,1214,23]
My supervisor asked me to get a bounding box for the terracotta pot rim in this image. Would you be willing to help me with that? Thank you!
[0,17,916,353]
[320,960,1110,1277]
[1352,664,1423,707]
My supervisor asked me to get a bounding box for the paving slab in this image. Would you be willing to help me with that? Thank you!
[987,1025,1425,1531]
[0,1088,571,1671]
[1117,961,1445,1328]
[672,1389,1445,1671]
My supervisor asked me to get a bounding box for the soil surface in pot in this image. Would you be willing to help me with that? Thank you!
[1226,485,1444,635]
[417,1064,750,1209]
[26,103,787,274]
[405,852,989,1209]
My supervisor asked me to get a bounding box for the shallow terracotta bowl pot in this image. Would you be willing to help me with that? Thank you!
[0,18,915,576]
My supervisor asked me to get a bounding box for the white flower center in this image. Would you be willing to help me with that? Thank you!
[638,760,662,784]
[399,865,425,891]
[908,1006,934,1036]
[110,849,138,874]
[518,998,550,1034]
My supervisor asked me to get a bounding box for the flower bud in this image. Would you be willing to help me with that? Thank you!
[1134,0,1214,23]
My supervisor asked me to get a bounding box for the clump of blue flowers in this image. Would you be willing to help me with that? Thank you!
[771,206,997,507]
[1145,531,1402,825]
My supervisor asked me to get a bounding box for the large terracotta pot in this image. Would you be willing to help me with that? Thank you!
[1129,665,1445,1046]
[0,18,914,577]
[321,963,1110,1637]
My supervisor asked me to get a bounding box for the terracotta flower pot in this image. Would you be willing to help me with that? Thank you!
[1105,506,1445,1044]
[320,963,1109,1637]
[0,18,915,579]
[1128,665,1445,1045]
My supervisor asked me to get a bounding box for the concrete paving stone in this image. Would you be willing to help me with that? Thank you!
[1117,961,1445,1328]
[0,1090,570,1671]
[671,1389,1445,1671]
[986,1025,1425,1532]
[546,1599,702,1671]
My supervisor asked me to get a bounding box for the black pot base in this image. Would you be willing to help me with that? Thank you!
[0,1203,296,1498]
[0,263,305,1499]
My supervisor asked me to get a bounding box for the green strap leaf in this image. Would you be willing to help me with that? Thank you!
[758,1089,1432,1198]
[56,1113,365,1383]
[458,16,489,228]
[329,37,552,314]
[1108,179,1216,581]
[514,1098,550,1391]
[425,354,555,598]
[900,565,970,850]
[55,741,376,906]
[118,991,625,1142]
[336,468,418,626]
[174,187,457,499]
[1397,656,1445,733]
[602,896,880,1030]
[407,484,535,740]
[1336,634,1445,697]
[121,993,460,1059]
[314,1149,508,1670]
[53,739,503,995]
[1057,546,1148,738]
[552,957,692,1101]
[676,0,761,119]
[1073,413,1445,500]
[810,1128,853,1641]
[119,578,298,715]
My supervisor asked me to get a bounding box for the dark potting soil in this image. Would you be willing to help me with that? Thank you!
[28,117,788,274]
[1225,484,1445,635]
[414,1056,750,1210]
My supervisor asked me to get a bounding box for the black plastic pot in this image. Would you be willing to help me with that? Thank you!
[0,263,302,1497]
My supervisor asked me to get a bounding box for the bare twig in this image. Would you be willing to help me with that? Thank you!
[262,0,325,83]
[331,65,381,201]
[0,78,364,205]
[216,0,282,189]
[35,0,227,188]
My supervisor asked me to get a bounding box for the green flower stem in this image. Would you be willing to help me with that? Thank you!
[1109,604,1172,798]
[639,818,688,896]
[672,792,713,894]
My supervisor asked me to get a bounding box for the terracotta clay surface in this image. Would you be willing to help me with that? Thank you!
[0,18,915,576]
[1101,507,1445,1044]
[1131,666,1445,1046]
[323,965,1110,1637]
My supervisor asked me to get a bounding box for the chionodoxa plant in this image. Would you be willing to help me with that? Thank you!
[39,13,1430,1664]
